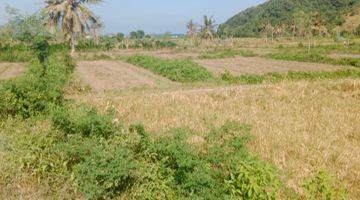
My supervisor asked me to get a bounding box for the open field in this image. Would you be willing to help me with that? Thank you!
[195,57,342,75]
[1,38,360,199]
[74,78,360,199]
[0,63,25,80]
[1,0,360,198]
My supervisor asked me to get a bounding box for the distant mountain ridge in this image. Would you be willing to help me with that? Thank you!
[219,0,360,37]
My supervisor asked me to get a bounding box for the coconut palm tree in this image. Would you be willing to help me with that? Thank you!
[200,15,216,40]
[43,0,102,55]
[187,19,198,40]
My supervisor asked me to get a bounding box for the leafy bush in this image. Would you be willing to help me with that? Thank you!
[303,171,347,200]
[131,121,281,199]
[73,145,136,199]
[126,55,213,82]
[0,56,72,118]
[51,104,121,139]
[225,160,281,199]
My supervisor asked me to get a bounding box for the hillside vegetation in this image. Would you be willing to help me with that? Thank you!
[219,0,360,37]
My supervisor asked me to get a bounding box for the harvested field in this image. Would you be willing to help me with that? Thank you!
[76,60,173,91]
[77,79,360,199]
[195,57,343,75]
[0,63,25,80]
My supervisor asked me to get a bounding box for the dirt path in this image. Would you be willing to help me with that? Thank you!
[76,60,173,91]
[0,63,25,80]
[195,57,342,75]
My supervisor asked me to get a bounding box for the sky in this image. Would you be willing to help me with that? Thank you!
[0,0,266,34]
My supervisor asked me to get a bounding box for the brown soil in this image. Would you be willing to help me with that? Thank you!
[76,60,172,91]
[76,49,201,60]
[329,53,360,59]
[195,57,342,75]
[0,63,25,80]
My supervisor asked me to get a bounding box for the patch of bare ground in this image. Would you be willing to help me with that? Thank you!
[76,49,201,60]
[195,57,342,75]
[76,60,173,92]
[0,63,25,80]
[329,53,360,59]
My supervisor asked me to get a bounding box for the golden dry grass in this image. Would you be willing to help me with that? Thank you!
[75,79,360,199]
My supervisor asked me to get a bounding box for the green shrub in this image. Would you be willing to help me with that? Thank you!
[303,171,347,200]
[51,104,121,139]
[225,160,281,200]
[131,121,281,199]
[126,55,213,82]
[73,145,136,199]
[0,56,71,118]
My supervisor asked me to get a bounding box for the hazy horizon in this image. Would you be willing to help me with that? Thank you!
[0,0,266,34]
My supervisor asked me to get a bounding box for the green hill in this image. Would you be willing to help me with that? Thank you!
[219,0,360,37]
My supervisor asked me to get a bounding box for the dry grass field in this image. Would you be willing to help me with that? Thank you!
[1,38,359,199]
[69,44,360,198]
[195,57,341,75]
[74,78,360,199]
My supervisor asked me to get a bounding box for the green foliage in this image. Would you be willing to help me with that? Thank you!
[115,32,125,42]
[219,0,360,37]
[221,69,360,85]
[303,171,347,200]
[130,30,146,39]
[130,121,282,199]
[0,6,47,42]
[32,35,51,64]
[225,160,281,200]
[0,43,32,62]
[126,55,214,82]
[51,104,121,139]
[73,144,136,199]
[0,56,72,118]
[199,49,256,59]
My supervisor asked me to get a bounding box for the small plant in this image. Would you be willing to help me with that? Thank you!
[303,171,347,200]
[225,160,281,200]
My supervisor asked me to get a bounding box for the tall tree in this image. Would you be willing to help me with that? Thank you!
[43,0,102,55]
[186,19,198,40]
[200,15,217,40]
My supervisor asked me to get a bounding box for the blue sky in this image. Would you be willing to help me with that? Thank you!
[0,0,266,34]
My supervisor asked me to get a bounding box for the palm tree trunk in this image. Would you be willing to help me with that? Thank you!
[70,35,76,56]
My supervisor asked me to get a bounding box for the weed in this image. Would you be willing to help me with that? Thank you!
[51,104,121,139]
[303,171,347,200]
